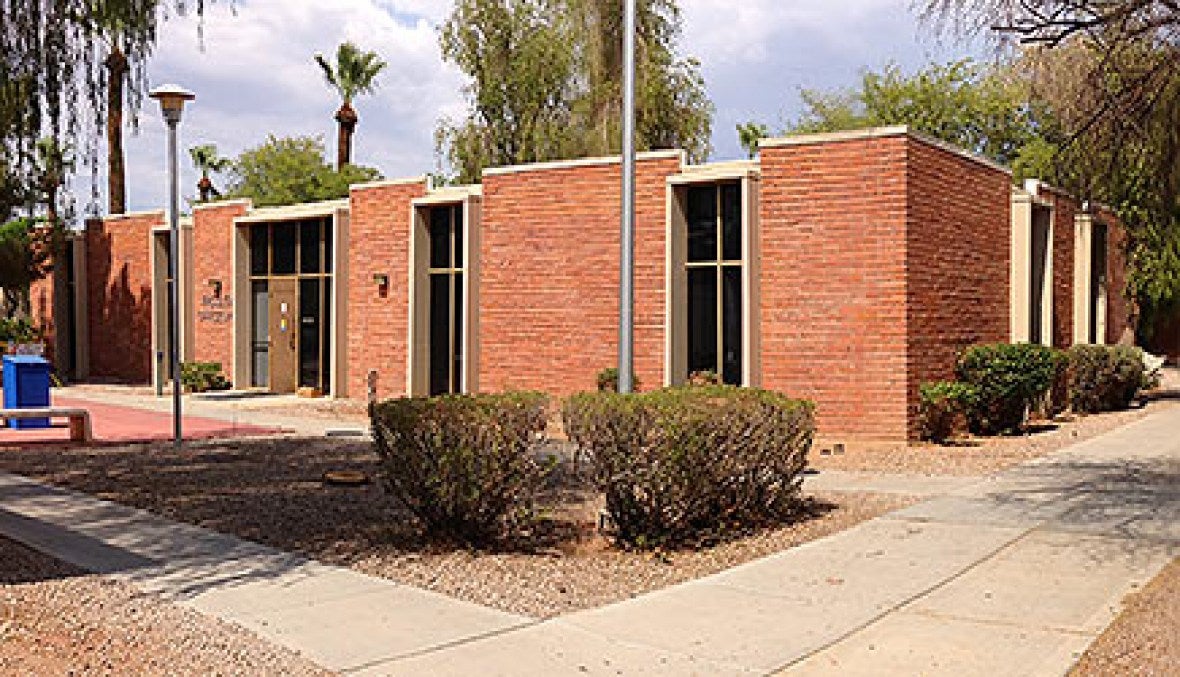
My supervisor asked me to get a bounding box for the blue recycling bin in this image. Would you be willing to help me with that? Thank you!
[3,355,51,429]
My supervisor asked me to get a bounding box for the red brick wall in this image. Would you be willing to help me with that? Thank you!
[905,138,1012,437]
[1048,191,1081,349]
[83,212,161,382]
[1102,211,1133,344]
[759,136,911,439]
[191,201,248,372]
[477,154,682,396]
[345,180,427,399]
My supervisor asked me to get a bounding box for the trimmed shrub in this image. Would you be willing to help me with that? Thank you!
[596,367,640,392]
[563,386,814,549]
[687,370,721,387]
[1066,345,1147,413]
[918,381,978,443]
[0,317,38,343]
[956,343,1064,435]
[180,362,231,392]
[371,392,551,545]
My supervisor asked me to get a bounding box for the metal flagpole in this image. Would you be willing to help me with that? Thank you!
[618,0,637,394]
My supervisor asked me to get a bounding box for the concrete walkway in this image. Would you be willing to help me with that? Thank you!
[54,386,368,438]
[0,406,1176,675]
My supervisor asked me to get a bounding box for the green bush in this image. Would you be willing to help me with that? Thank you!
[180,362,231,393]
[918,381,978,443]
[955,343,1064,435]
[0,317,39,343]
[596,367,640,392]
[371,392,552,545]
[687,370,721,386]
[563,386,814,549]
[1066,345,1147,413]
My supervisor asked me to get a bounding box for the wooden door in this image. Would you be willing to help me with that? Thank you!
[268,278,298,393]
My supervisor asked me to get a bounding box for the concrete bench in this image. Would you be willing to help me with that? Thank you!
[0,408,92,442]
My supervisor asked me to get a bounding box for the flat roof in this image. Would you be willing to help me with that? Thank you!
[760,125,1012,176]
[234,199,349,224]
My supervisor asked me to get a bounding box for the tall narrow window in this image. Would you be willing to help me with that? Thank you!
[428,204,465,395]
[685,182,743,384]
[1029,206,1051,345]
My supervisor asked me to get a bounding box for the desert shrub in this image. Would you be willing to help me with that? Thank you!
[371,392,551,545]
[180,362,231,392]
[563,386,814,549]
[596,367,640,392]
[918,381,978,443]
[1066,345,1147,413]
[687,370,721,386]
[956,343,1064,435]
[0,317,39,343]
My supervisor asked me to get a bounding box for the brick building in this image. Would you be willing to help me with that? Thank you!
[32,126,1132,439]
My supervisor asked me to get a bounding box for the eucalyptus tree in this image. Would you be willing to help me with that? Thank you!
[189,143,230,202]
[314,42,388,169]
[436,0,713,183]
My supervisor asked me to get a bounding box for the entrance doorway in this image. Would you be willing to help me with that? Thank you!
[248,218,334,394]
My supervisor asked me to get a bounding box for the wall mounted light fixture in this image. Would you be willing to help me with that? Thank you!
[373,273,389,287]
[207,278,223,298]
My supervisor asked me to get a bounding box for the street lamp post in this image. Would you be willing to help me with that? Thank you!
[618,0,637,394]
[148,84,195,450]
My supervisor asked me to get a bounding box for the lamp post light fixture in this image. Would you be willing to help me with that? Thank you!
[148,83,195,450]
[618,0,637,394]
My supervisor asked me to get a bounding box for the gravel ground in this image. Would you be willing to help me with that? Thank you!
[1070,557,1180,676]
[0,438,911,618]
[0,536,331,676]
[809,399,1177,476]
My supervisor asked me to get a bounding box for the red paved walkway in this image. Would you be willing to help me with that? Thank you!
[0,395,281,447]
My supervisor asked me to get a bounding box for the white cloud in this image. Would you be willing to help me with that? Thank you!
[99,0,979,212]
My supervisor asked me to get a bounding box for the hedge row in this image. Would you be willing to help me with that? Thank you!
[371,386,814,548]
[919,342,1155,442]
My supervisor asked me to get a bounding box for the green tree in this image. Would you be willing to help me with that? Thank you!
[786,59,1044,170]
[0,218,54,317]
[314,42,388,170]
[436,0,713,183]
[736,121,768,159]
[224,135,382,208]
[189,143,230,203]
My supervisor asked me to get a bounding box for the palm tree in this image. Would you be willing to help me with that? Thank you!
[314,42,387,169]
[189,144,231,202]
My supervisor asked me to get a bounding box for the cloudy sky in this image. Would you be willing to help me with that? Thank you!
[107,0,983,213]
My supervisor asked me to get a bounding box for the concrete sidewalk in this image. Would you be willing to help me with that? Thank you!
[0,406,1176,675]
[53,386,368,438]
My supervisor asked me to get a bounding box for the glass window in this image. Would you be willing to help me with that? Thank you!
[299,278,321,389]
[686,185,717,262]
[721,182,742,262]
[452,273,464,393]
[300,219,322,274]
[429,274,452,396]
[250,225,269,276]
[251,280,269,387]
[684,181,744,385]
[453,206,464,268]
[430,208,452,269]
[321,278,332,389]
[687,268,717,376]
[272,222,297,275]
[323,221,334,273]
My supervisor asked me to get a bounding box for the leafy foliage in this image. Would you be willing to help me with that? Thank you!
[563,386,814,549]
[955,343,1065,435]
[1066,345,1148,413]
[595,367,641,392]
[189,143,230,202]
[0,317,39,343]
[371,392,553,545]
[314,42,387,105]
[918,381,979,443]
[179,362,231,393]
[436,0,712,183]
[223,135,381,207]
[736,121,768,159]
[0,217,62,317]
[788,59,1045,171]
